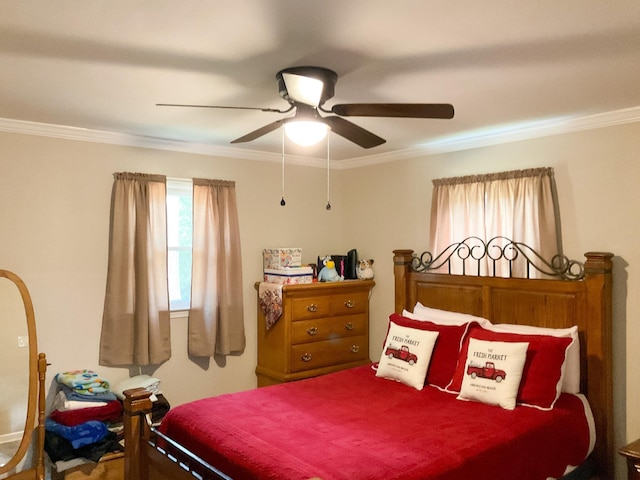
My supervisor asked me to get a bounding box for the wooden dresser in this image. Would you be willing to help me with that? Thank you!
[255,280,375,386]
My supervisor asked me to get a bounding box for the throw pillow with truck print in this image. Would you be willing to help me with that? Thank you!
[376,319,439,390]
[457,338,529,410]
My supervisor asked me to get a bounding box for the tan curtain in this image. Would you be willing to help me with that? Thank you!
[189,179,245,357]
[99,172,171,366]
[429,179,487,263]
[430,168,560,277]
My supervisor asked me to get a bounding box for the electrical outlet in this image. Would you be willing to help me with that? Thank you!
[17,336,28,348]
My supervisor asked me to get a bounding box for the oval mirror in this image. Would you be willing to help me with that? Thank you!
[0,270,38,474]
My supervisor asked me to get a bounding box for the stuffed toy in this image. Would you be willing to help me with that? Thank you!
[356,259,375,280]
[317,255,344,282]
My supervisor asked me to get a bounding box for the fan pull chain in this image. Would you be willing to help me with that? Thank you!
[326,134,331,210]
[280,127,286,206]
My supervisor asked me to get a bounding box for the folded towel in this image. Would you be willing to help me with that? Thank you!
[55,370,110,395]
[58,384,117,404]
[51,390,109,412]
[49,400,122,427]
[258,282,283,329]
[112,374,161,400]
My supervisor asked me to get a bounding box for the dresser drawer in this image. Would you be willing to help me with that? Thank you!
[291,314,368,344]
[291,335,368,372]
[291,296,332,319]
[330,291,369,315]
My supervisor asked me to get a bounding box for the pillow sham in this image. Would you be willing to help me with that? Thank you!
[457,338,529,410]
[448,326,573,410]
[410,303,579,394]
[488,323,580,394]
[386,313,471,389]
[377,318,439,390]
[408,303,492,327]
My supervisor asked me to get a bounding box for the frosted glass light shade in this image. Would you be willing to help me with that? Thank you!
[284,121,329,146]
[282,73,324,107]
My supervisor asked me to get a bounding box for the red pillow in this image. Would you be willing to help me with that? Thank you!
[448,325,572,409]
[386,313,472,389]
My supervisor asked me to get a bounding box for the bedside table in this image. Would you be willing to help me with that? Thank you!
[619,438,640,480]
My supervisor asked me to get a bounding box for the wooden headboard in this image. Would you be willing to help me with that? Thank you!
[393,249,614,479]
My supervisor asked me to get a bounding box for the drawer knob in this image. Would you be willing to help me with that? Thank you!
[344,300,355,308]
[301,353,313,362]
[344,322,354,331]
[306,304,318,312]
[350,345,360,354]
[307,326,319,336]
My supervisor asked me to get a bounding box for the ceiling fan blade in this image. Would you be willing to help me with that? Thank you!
[156,103,291,114]
[230,119,284,144]
[323,116,386,149]
[331,103,454,119]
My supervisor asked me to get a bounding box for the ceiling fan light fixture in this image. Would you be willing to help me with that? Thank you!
[282,73,324,107]
[284,120,329,146]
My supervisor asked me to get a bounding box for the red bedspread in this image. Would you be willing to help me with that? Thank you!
[159,365,593,480]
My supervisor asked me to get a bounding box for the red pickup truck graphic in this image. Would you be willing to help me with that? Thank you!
[466,361,506,382]
[385,345,418,365]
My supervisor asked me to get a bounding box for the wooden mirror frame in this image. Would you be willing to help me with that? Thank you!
[0,270,46,480]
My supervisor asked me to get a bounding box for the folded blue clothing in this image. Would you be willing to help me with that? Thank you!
[45,418,109,449]
[59,384,117,403]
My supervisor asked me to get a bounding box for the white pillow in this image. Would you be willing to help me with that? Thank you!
[487,323,579,394]
[457,338,529,410]
[407,303,492,327]
[376,322,439,390]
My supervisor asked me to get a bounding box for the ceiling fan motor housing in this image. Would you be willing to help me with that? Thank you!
[276,66,338,106]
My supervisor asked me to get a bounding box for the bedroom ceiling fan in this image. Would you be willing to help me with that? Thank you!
[157,66,455,149]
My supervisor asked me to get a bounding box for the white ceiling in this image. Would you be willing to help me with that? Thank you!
[1,1,639,163]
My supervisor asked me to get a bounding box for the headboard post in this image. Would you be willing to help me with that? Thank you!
[583,251,614,480]
[393,249,414,314]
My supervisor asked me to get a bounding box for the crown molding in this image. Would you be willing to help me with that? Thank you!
[0,117,331,167]
[337,105,640,169]
[1,106,639,170]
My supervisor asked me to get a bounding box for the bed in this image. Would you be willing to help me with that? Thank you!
[122,242,614,480]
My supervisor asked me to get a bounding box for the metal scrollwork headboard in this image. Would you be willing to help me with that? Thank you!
[411,236,585,280]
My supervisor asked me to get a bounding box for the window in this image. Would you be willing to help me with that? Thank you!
[167,178,193,311]
[429,168,560,278]
[101,173,244,364]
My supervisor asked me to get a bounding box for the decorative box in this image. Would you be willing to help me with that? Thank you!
[263,248,302,269]
[264,266,314,285]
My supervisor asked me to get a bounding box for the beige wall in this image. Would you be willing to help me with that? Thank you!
[1,122,638,479]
